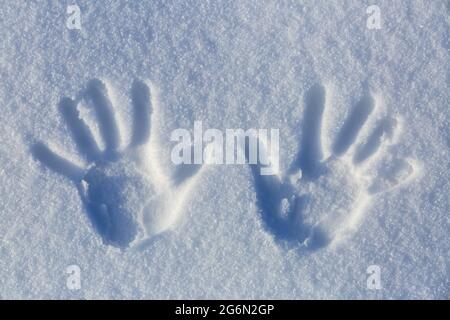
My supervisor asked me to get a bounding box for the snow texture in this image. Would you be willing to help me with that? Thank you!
[0,0,448,299]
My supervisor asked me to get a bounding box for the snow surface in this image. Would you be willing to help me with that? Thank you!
[0,0,448,299]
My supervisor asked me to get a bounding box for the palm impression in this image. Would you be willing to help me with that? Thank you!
[250,84,418,250]
[32,79,205,248]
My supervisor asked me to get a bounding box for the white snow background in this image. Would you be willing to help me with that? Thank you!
[0,0,448,299]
